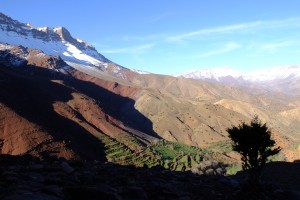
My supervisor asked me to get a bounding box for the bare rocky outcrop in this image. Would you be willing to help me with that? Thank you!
[191,160,227,176]
[0,44,68,70]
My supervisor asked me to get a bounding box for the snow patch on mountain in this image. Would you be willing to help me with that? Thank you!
[130,68,150,75]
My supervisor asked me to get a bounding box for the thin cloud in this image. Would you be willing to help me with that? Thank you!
[260,41,294,53]
[116,33,169,42]
[167,17,300,42]
[101,48,128,54]
[101,43,155,54]
[199,42,241,58]
[247,40,298,54]
[149,12,174,23]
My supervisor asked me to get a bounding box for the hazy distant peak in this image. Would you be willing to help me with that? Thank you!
[175,67,243,81]
[175,65,300,95]
[246,65,300,81]
[176,65,300,82]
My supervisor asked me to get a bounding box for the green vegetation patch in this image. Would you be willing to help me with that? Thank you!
[205,140,232,154]
[102,136,225,172]
[148,139,205,171]
[226,165,242,175]
[152,145,177,160]
[289,144,299,151]
[151,140,201,160]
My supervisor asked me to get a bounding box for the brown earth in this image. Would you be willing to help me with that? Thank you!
[0,59,156,161]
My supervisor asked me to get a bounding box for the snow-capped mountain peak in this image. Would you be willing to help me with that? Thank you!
[0,12,109,69]
[175,67,243,81]
[0,12,143,79]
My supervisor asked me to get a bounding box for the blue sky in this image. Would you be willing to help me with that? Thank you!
[2,0,300,74]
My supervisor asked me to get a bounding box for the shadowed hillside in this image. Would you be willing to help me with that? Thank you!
[0,53,161,160]
[0,65,107,161]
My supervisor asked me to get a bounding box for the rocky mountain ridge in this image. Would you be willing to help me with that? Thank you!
[0,12,107,61]
[0,12,138,79]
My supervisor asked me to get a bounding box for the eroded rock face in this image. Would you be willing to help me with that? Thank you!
[0,44,68,70]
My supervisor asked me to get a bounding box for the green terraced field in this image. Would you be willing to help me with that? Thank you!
[101,135,222,172]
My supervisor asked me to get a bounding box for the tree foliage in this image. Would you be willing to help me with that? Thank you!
[227,116,281,171]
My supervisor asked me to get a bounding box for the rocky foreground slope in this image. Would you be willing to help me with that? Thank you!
[1,154,300,200]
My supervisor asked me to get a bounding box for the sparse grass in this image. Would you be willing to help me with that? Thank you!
[115,134,144,152]
[289,144,299,151]
[226,165,242,175]
[269,152,286,162]
[205,140,232,154]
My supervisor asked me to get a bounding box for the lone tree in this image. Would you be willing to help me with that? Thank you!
[227,116,281,171]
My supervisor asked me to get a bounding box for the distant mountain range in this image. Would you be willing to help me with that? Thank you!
[176,66,300,95]
[175,66,300,81]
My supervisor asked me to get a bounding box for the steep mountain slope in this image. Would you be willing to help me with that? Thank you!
[0,102,76,159]
[0,44,162,161]
[0,65,107,161]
